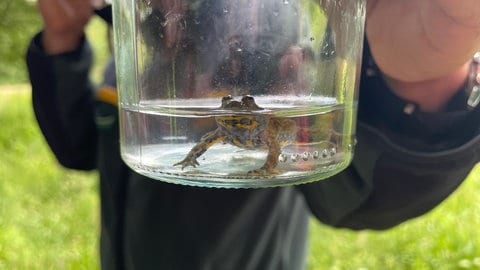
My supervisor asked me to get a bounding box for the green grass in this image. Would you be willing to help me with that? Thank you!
[0,87,99,269]
[0,18,109,269]
[0,86,478,269]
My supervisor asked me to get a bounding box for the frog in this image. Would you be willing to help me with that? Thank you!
[174,95,297,175]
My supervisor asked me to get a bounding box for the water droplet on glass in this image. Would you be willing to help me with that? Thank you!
[291,154,299,162]
[194,19,200,25]
[329,147,337,157]
[310,37,315,41]
[283,0,289,4]
[223,8,229,13]
[273,11,279,17]
[302,152,309,161]
[279,153,287,162]
[312,151,319,159]
[321,149,328,158]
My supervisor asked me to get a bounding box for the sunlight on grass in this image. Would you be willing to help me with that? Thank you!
[86,17,111,84]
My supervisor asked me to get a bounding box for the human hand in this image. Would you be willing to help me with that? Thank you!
[366,1,480,111]
[39,0,101,54]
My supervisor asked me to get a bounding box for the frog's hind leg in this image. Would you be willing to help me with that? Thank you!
[174,129,225,169]
[248,121,281,175]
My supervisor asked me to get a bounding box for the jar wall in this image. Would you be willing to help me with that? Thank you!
[113,0,366,188]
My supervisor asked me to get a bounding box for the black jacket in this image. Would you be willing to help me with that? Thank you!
[26,32,480,270]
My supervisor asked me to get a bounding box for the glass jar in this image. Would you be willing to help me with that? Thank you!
[113,0,366,188]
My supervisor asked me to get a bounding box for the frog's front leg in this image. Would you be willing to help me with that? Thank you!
[174,129,225,169]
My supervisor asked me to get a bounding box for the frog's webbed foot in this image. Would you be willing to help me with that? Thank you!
[173,129,225,170]
[173,156,200,170]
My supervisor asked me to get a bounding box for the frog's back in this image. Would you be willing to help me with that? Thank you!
[216,114,268,149]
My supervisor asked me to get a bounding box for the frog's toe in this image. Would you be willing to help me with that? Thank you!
[173,158,199,169]
[247,167,278,176]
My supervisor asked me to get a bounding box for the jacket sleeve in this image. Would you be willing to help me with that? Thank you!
[298,44,480,230]
[26,32,98,170]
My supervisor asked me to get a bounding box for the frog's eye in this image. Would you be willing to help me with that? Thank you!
[221,95,233,105]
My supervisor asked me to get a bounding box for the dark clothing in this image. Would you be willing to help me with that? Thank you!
[26,32,480,270]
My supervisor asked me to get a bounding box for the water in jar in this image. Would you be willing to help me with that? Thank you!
[120,95,356,188]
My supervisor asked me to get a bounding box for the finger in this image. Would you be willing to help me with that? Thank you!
[38,0,94,31]
[434,0,480,26]
[91,0,106,9]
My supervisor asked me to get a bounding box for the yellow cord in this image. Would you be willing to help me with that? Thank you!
[96,86,118,106]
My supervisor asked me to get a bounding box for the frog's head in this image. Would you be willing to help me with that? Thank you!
[220,95,242,110]
[220,95,262,110]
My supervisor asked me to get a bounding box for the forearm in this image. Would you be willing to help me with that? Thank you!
[301,125,479,230]
[27,32,98,170]
[301,122,479,232]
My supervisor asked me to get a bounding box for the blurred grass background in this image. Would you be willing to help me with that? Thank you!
[0,1,479,269]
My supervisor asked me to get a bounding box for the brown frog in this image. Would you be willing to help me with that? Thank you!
[174,95,297,174]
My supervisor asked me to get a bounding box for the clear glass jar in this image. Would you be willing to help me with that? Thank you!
[113,0,366,188]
